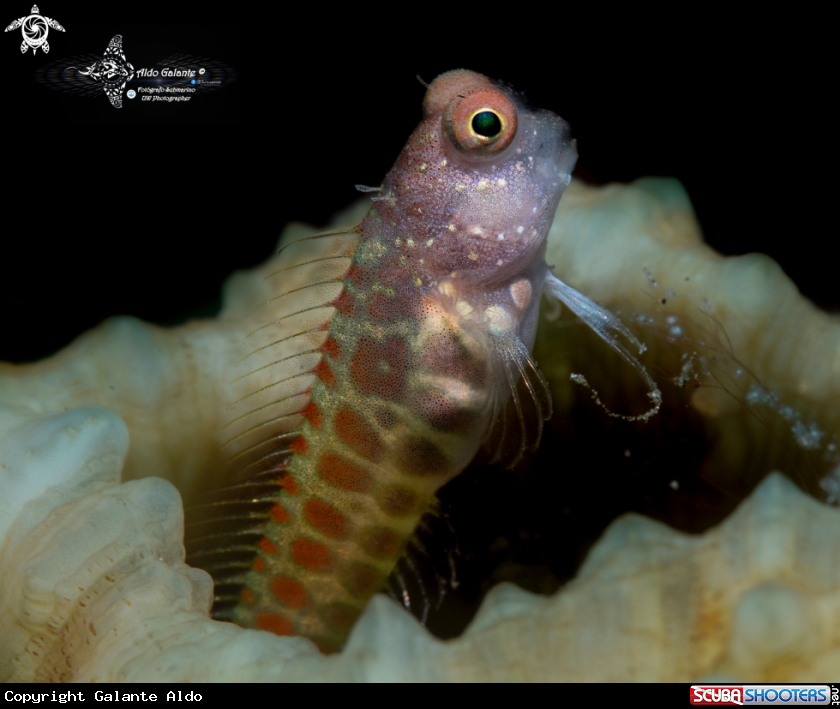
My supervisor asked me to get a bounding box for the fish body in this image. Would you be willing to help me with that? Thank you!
[187,69,578,652]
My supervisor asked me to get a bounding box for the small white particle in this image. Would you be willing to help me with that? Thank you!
[669,480,680,490]
[624,449,631,457]
[517,226,524,234]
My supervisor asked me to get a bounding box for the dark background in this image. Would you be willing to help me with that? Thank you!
[2,17,828,363]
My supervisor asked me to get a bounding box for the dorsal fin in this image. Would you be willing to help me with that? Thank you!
[221,227,359,477]
[185,227,360,617]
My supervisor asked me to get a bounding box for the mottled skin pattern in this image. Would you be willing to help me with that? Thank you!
[188,70,577,652]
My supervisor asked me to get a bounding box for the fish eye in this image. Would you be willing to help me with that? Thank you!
[471,110,502,139]
[444,88,518,156]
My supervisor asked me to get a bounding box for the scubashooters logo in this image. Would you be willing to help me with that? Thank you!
[4,4,64,55]
[78,35,134,109]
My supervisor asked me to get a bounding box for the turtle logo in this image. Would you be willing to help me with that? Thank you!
[4,5,64,55]
[78,35,135,109]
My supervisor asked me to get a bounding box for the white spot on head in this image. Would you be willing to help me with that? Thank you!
[497,233,505,240]
[476,179,489,191]
[456,300,474,317]
[532,206,538,212]
[470,226,484,236]
[448,224,456,232]
[440,159,447,167]
[496,259,503,266]
[509,279,532,310]
[497,178,507,187]
[426,239,434,247]
[516,226,524,234]
[456,183,465,192]
[485,305,513,333]
[419,163,427,171]
[467,251,479,261]
[406,239,415,247]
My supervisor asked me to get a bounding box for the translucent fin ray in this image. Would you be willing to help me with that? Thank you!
[486,332,554,468]
[544,272,661,422]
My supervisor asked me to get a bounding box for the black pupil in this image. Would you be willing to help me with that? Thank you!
[472,111,502,138]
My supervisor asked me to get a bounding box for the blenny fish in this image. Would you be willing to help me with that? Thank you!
[186,69,655,653]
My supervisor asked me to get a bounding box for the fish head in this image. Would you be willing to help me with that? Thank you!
[378,69,578,287]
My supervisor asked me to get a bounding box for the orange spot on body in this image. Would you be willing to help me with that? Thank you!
[321,604,361,631]
[279,474,299,496]
[270,503,290,523]
[377,485,420,517]
[291,537,332,571]
[317,452,373,493]
[289,436,309,455]
[333,289,358,317]
[366,291,403,322]
[314,358,336,386]
[320,337,342,360]
[256,614,294,636]
[334,405,385,462]
[254,558,266,572]
[241,589,254,603]
[360,527,403,559]
[397,436,448,477]
[342,562,382,597]
[302,402,323,429]
[350,335,409,401]
[259,537,278,554]
[304,499,348,538]
[271,577,309,609]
